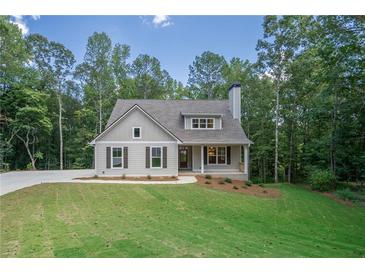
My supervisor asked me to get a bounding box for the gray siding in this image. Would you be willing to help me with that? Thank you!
[95,142,178,176]
[100,108,176,142]
[192,145,241,172]
[95,107,178,176]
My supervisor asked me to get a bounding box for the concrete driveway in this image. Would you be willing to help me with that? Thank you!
[0,169,95,196]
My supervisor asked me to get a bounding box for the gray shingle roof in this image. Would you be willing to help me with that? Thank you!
[106,99,252,144]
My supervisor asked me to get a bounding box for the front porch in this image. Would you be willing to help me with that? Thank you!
[178,144,250,180]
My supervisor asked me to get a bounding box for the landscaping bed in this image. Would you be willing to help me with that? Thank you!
[196,175,281,198]
[74,175,178,181]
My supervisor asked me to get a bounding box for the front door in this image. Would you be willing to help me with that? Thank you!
[179,147,189,169]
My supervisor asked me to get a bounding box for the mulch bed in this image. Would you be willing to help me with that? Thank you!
[196,176,281,198]
[74,176,178,181]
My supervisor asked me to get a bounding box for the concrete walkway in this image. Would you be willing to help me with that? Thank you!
[71,176,197,185]
[0,170,196,196]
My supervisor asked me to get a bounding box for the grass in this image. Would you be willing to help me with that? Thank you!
[1,183,365,258]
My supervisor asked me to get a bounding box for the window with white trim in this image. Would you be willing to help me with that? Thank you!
[191,118,214,129]
[208,146,226,164]
[133,127,141,139]
[112,147,123,168]
[151,147,162,168]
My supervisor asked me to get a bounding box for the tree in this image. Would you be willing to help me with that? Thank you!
[26,34,76,169]
[256,16,302,183]
[0,16,31,169]
[130,54,171,99]
[5,87,52,169]
[75,32,115,134]
[187,51,228,99]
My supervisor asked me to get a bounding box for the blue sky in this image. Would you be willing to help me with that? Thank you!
[22,16,264,84]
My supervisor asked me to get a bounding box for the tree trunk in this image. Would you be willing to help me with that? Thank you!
[99,90,102,134]
[58,94,63,170]
[330,88,338,175]
[17,130,36,170]
[274,83,279,183]
[288,121,294,184]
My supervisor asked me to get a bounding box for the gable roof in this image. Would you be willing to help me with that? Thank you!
[104,99,252,144]
[90,104,182,144]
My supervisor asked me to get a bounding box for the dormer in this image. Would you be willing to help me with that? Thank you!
[182,113,223,130]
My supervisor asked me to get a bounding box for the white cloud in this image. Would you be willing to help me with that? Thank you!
[11,15,29,35]
[31,15,41,20]
[152,15,172,28]
[10,15,41,35]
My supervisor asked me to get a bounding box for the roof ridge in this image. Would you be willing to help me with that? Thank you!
[117,99,229,102]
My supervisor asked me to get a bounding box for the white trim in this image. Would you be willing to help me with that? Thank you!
[191,145,194,171]
[90,104,182,144]
[200,145,204,174]
[191,117,215,130]
[219,118,222,129]
[96,141,177,144]
[207,146,227,165]
[111,146,124,169]
[132,127,142,139]
[183,141,252,145]
[150,146,162,169]
[181,112,224,117]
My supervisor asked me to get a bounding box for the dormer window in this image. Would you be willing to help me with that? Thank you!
[192,118,214,129]
[132,127,141,139]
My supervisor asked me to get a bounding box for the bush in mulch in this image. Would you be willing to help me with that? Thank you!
[205,181,211,184]
[335,188,357,201]
[218,180,225,185]
[225,177,232,183]
[258,183,265,188]
[147,175,152,180]
[205,174,212,179]
[241,185,248,189]
[122,174,126,179]
[233,186,239,190]
[246,181,252,186]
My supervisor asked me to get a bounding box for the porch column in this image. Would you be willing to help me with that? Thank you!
[244,144,249,174]
[201,145,204,174]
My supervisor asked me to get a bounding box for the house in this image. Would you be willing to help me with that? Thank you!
[90,83,252,180]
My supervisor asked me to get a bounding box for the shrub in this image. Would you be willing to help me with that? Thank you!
[263,190,267,194]
[309,169,336,192]
[205,181,211,184]
[241,185,248,189]
[258,183,265,188]
[171,175,177,179]
[246,181,252,186]
[335,188,357,201]
[251,177,264,184]
[205,174,212,179]
[218,180,225,185]
[224,177,232,183]
[122,174,126,179]
[233,186,239,190]
[147,175,152,180]
[93,174,98,178]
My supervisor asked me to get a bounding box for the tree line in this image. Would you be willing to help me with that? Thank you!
[1,16,364,183]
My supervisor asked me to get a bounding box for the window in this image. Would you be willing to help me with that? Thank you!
[112,147,123,168]
[133,127,141,139]
[207,118,214,128]
[192,118,199,128]
[151,147,162,168]
[191,118,215,129]
[207,146,226,164]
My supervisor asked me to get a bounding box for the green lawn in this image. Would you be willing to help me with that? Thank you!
[1,183,365,257]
